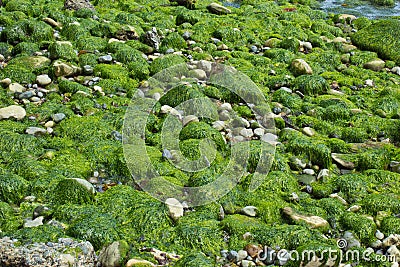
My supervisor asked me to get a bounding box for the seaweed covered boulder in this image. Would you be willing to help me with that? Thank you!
[351,19,400,65]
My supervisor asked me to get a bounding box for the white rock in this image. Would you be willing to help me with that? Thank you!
[237,250,248,261]
[241,206,257,217]
[317,169,330,180]
[376,230,385,240]
[24,216,44,228]
[0,105,26,120]
[240,128,253,138]
[212,121,225,131]
[44,121,55,128]
[160,105,173,114]
[165,198,184,220]
[365,79,374,87]
[192,69,207,80]
[60,254,75,266]
[8,83,25,93]
[261,133,278,143]
[302,127,315,137]
[36,74,52,86]
[303,169,315,175]
[26,127,47,136]
[330,193,348,205]
[391,66,400,76]
[253,128,265,137]
[182,115,199,126]
[0,78,12,87]
[197,60,212,74]
[71,178,96,194]
[219,103,232,111]
[126,259,155,267]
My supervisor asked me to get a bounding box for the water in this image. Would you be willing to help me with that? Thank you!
[222,0,400,19]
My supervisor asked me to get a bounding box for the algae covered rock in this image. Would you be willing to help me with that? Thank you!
[0,172,28,204]
[51,178,95,205]
[293,74,329,96]
[207,3,231,15]
[291,59,313,76]
[49,41,77,61]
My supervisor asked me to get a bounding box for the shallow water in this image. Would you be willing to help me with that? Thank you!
[222,0,400,19]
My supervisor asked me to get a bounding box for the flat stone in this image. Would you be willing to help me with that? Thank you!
[207,3,231,14]
[26,127,47,136]
[283,207,329,229]
[331,153,355,169]
[332,37,347,43]
[261,133,278,143]
[126,259,155,267]
[364,59,385,71]
[241,206,257,217]
[53,61,80,77]
[52,113,66,123]
[36,74,52,86]
[24,216,44,228]
[302,126,315,137]
[8,83,25,93]
[18,90,35,99]
[165,198,184,220]
[0,105,26,120]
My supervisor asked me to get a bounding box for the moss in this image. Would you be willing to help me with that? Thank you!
[351,20,400,65]
[0,202,22,232]
[74,7,97,18]
[279,37,300,53]
[7,225,66,244]
[293,75,329,96]
[94,63,130,81]
[279,11,312,28]
[272,89,303,111]
[51,179,94,205]
[352,17,372,30]
[75,36,107,52]
[363,169,400,194]
[380,216,400,236]
[0,64,36,84]
[48,41,77,61]
[341,127,368,143]
[58,79,90,94]
[357,149,389,171]
[6,56,51,74]
[0,172,28,204]
[149,54,186,75]
[114,46,147,65]
[322,104,351,122]
[334,174,369,203]
[175,252,213,267]
[339,212,376,244]
[179,121,226,152]
[1,19,53,44]
[160,32,187,52]
[60,23,91,41]
[67,212,120,250]
[175,218,225,254]
[11,42,39,56]
[90,22,120,38]
[79,53,99,67]
[371,0,394,6]
[127,60,150,81]
[264,48,295,64]
[362,194,400,215]
[30,173,65,202]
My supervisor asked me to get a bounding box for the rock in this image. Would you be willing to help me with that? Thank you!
[301,41,313,50]
[250,45,258,53]
[43,17,61,28]
[26,127,47,136]
[343,44,357,53]
[392,66,400,75]
[52,113,66,123]
[72,178,96,194]
[142,27,161,51]
[24,216,44,228]
[240,128,253,138]
[1,78,11,87]
[316,169,330,180]
[260,133,278,144]
[99,241,129,267]
[371,240,382,249]
[241,206,257,217]
[191,69,207,80]
[33,205,51,219]
[218,43,229,50]
[364,59,385,71]
[302,127,315,137]
[241,259,256,267]
[332,37,347,43]
[64,0,95,10]
[18,90,35,99]
[245,244,261,258]
[383,235,399,247]
[165,198,184,220]
[197,60,212,74]
[182,115,199,126]
[339,14,357,22]
[237,250,248,261]
[303,169,315,176]
[36,75,52,86]
[0,105,26,120]
[330,193,348,205]
[291,59,313,76]
[212,121,225,131]
[219,110,231,121]
[253,128,265,137]
[207,3,231,14]
[376,230,385,240]
[126,259,155,267]
[365,79,374,87]
[331,153,355,169]
[99,55,113,63]
[53,61,80,77]
[283,207,329,229]
[227,250,238,262]
[8,83,25,93]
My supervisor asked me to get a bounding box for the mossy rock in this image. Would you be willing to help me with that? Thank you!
[333,174,369,203]
[351,19,400,65]
[0,65,36,84]
[264,48,294,64]
[75,36,108,52]
[293,74,329,96]
[6,225,66,244]
[11,42,39,56]
[127,60,150,81]
[279,37,300,53]
[114,46,147,65]
[1,19,53,44]
[94,64,130,81]
[58,79,90,94]
[380,216,400,236]
[179,121,226,151]
[0,172,28,204]
[339,212,376,244]
[361,194,400,215]
[67,212,120,250]
[149,54,186,75]
[48,41,78,61]
[0,201,23,232]
[51,178,95,205]
[160,32,187,52]
[357,149,389,171]
[158,83,205,107]
[174,252,213,267]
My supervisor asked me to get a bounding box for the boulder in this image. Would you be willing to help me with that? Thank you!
[364,59,385,71]
[0,105,26,120]
[207,3,231,14]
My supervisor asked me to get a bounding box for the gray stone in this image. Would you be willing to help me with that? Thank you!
[182,115,199,126]
[212,121,225,131]
[303,168,315,175]
[30,97,41,102]
[241,206,257,217]
[207,3,231,14]
[165,48,174,54]
[219,102,232,111]
[302,126,315,137]
[36,74,52,86]
[237,250,248,261]
[8,83,25,93]
[64,0,95,10]
[99,241,127,267]
[261,133,278,143]
[83,65,94,75]
[24,216,44,228]
[99,55,113,63]
[391,66,400,76]
[283,207,329,229]
[18,90,35,99]
[0,105,26,120]
[253,128,265,137]
[53,61,80,77]
[219,110,231,121]
[191,69,207,80]
[240,128,253,138]
[332,153,355,169]
[26,127,47,136]
[52,113,66,123]
[165,198,184,220]
[227,250,238,262]
[291,59,313,76]
[142,27,161,51]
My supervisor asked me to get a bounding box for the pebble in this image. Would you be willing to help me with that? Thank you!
[260,133,278,143]
[237,250,248,261]
[26,127,47,136]
[83,65,94,75]
[36,75,52,86]
[365,79,374,87]
[0,105,26,120]
[302,126,315,137]
[241,206,257,217]
[165,198,184,220]
[165,48,175,54]
[219,102,233,111]
[391,66,400,76]
[8,83,25,93]
[182,31,191,40]
[370,240,382,249]
[212,121,225,131]
[18,90,35,99]
[227,250,238,262]
[24,216,44,228]
[303,168,315,175]
[98,55,113,63]
[376,230,385,240]
[219,110,231,121]
[250,45,258,53]
[30,97,41,102]
[52,113,66,123]
[1,78,12,87]
[240,128,253,138]
[253,128,265,137]
[182,115,199,126]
